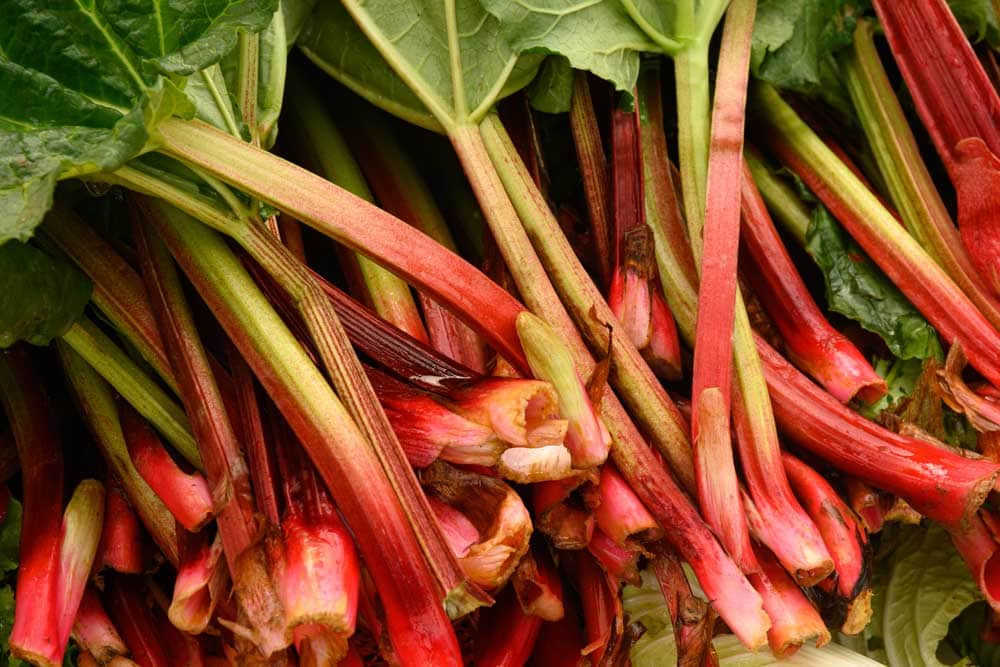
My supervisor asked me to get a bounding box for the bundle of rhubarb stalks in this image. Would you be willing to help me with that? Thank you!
[3,0,1000,664]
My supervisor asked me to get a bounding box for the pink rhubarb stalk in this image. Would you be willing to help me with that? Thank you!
[169,530,227,634]
[512,545,565,621]
[120,405,213,533]
[594,464,662,544]
[740,161,886,403]
[72,587,129,664]
[588,529,642,586]
[274,419,360,661]
[689,0,757,573]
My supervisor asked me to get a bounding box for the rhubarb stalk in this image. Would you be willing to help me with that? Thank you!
[740,161,886,403]
[0,347,66,666]
[689,0,757,573]
[570,71,613,287]
[609,101,682,380]
[143,201,463,664]
[120,405,213,533]
[842,18,1000,331]
[98,484,145,574]
[752,82,1000,388]
[133,211,288,655]
[282,71,428,342]
[873,0,1000,297]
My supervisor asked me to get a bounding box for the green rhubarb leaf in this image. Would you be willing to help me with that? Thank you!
[298,0,543,132]
[527,57,575,114]
[877,523,981,667]
[479,0,659,97]
[805,206,942,361]
[0,241,91,348]
[0,0,278,241]
[751,0,857,112]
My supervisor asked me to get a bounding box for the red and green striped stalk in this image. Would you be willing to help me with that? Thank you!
[143,200,463,664]
[842,18,1000,330]
[132,210,288,655]
[281,71,428,343]
[343,109,488,372]
[752,82,1000,388]
[873,0,1000,297]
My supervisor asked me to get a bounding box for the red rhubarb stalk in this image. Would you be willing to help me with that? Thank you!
[98,483,145,574]
[748,546,831,658]
[873,0,1000,297]
[0,347,66,666]
[106,576,171,667]
[948,513,1000,610]
[474,587,543,667]
[740,162,886,403]
[847,479,885,534]
[608,101,682,380]
[169,531,227,634]
[753,83,1000,388]
[782,454,868,601]
[594,464,662,544]
[145,201,463,664]
[72,587,129,664]
[529,594,589,667]
[757,334,999,523]
[120,406,213,533]
[565,550,625,665]
[274,418,360,660]
[689,0,757,573]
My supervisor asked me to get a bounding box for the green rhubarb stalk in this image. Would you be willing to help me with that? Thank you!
[281,71,429,344]
[57,344,178,565]
[478,114,694,489]
[142,198,464,664]
[842,19,1000,331]
[744,149,810,247]
[60,317,201,469]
